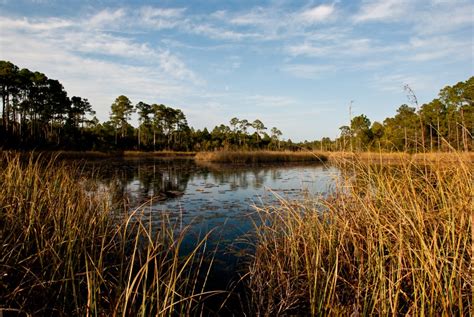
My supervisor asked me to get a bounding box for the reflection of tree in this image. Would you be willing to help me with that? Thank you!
[85,159,193,207]
[196,162,322,191]
[83,159,327,209]
[271,169,282,182]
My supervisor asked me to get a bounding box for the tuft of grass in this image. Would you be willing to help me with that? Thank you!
[122,150,196,158]
[248,154,472,315]
[0,153,214,316]
[195,150,327,164]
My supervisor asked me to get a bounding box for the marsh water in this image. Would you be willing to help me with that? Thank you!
[81,158,339,308]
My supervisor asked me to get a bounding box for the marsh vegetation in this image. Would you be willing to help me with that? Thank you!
[1,152,471,315]
[248,155,472,315]
[0,153,216,315]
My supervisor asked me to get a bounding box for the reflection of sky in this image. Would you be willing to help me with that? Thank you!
[87,159,340,289]
[120,162,339,234]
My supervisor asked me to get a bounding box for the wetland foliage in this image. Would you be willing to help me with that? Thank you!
[0,153,215,316]
[1,152,471,315]
[248,156,472,315]
[195,150,328,164]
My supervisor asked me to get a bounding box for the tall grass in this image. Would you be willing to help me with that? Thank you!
[248,155,472,315]
[0,153,214,315]
[195,150,327,164]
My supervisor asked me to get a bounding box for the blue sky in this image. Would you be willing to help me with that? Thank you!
[0,0,472,141]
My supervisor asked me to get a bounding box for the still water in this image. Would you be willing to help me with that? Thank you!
[82,158,339,292]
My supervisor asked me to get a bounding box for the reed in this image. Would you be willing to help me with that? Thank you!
[248,155,472,315]
[195,150,328,164]
[0,153,214,315]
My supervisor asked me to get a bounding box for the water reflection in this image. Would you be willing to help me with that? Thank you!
[81,158,340,293]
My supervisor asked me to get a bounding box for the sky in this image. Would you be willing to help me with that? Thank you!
[0,0,472,141]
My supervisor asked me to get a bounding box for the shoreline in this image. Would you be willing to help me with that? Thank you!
[1,149,472,163]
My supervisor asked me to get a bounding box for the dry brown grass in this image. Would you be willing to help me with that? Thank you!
[195,150,328,164]
[0,153,214,315]
[123,150,196,157]
[248,154,472,315]
[327,151,474,164]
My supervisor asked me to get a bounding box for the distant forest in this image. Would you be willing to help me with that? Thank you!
[1,60,472,152]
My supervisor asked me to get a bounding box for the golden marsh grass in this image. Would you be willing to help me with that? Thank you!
[0,153,215,315]
[195,150,328,164]
[248,154,472,315]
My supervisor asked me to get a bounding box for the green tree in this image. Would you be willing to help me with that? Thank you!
[351,114,372,150]
[0,61,19,132]
[383,105,419,152]
[370,121,384,149]
[252,119,267,143]
[110,95,134,144]
[136,101,152,148]
[270,127,282,149]
[239,119,251,147]
[68,96,94,129]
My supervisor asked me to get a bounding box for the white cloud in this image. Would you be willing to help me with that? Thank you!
[0,16,73,31]
[354,0,411,23]
[414,2,473,35]
[406,36,471,62]
[88,8,126,28]
[300,4,335,23]
[287,38,376,57]
[139,6,187,30]
[62,31,158,59]
[158,50,203,84]
[190,23,257,40]
[228,7,269,26]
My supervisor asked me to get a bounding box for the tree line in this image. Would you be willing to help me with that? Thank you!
[302,78,473,152]
[0,61,285,151]
[1,60,472,152]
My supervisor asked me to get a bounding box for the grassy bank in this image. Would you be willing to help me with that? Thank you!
[248,156,472,315]
[326,151,474,163]
[122,150,196,158]
[0,150,197,160]
[0,153,212,315]
[195,150,328,164]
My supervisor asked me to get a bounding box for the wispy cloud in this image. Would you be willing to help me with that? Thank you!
[158,50,203,84]
[0,16,73,31]
[414,1,473,35]
[406,36,471,62]
[88,8,126,29]
[287,37,379,58]
[299,4,335,24]
[139,6,187,30]
[353,0,411,23]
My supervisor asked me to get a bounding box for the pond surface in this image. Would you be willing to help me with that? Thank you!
[81,158,340,307]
